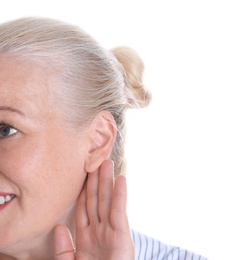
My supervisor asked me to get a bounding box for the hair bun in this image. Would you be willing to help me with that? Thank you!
[111,47,152,108]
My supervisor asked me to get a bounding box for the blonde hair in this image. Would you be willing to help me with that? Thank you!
[0,17,151,176]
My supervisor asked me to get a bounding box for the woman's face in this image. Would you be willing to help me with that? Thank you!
[0,56,89,250]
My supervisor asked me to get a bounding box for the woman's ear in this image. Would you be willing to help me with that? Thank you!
[85,111,117,173]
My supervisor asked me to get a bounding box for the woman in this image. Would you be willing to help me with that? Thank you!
[0,17,207,259]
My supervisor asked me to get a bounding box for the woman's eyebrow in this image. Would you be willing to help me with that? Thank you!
[0,106,26,117]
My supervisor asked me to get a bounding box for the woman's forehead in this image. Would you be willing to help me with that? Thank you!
[0,56,55,117]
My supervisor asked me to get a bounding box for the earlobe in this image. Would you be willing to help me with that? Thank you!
[85,111,117,173]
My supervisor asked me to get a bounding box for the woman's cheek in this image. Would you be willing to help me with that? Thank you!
[0,137,47,187]
[0,131,86,206]
[0,142,30,177]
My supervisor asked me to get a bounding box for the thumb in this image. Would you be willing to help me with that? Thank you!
[54,225,75,260]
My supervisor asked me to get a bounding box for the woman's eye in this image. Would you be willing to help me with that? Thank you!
[0,125,18,138]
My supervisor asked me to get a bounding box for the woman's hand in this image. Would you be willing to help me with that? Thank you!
[54,160,134,260]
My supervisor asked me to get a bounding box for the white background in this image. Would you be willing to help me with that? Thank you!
[1,1,248,259]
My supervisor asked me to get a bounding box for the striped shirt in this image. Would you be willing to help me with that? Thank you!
[131,230,208,260]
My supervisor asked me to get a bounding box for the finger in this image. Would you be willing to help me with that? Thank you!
[110,175,129,231]
[98,160,114,222]
[76,175,89,229]
[86,168,100,223]
[54,225,75,260]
